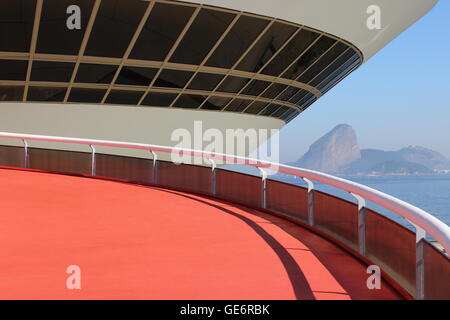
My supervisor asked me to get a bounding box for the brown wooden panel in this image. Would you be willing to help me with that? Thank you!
[0,145,25,168]
[96,153,153,184]
[313,191,358,250]
[157,161,212,194]
[216,169,261,207]
[366,209,416,296]
[28,148,91,175]
[424,242,450,300]
[266,179,308,222]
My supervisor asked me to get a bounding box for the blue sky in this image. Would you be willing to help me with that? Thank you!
[279,0,450,162]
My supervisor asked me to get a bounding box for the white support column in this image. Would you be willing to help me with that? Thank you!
[150,150,158,185]
[89,144,96,176]
[207,159,217,195]
[351,192,367,256]
[408,220,426,300]
[258,168,268,209]
[22,139,29,169]
[302,178,315,226]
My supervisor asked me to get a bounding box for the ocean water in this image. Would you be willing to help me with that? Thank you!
[272,174,450,239]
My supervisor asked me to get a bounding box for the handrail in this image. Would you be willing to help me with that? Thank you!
[1,131,450,253]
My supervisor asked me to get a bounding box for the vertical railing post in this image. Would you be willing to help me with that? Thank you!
[351,193,367,256]
[416,237,425,300]
[207,159,216,195]
[22,139,29,169]
[257,168,268,209]
[150,150,158,185]
[411,221,426,300]
[302,178,314,226]
[89,145,96,176]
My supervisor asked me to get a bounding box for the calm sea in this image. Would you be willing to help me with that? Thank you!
[273,174,450,238]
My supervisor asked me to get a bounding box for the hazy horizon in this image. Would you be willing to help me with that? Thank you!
[278,0,450,162]
[284,123,450,163]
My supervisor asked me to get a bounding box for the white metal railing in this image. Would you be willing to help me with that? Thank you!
[0,131,449,299]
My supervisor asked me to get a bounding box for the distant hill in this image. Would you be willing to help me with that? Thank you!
[291,124,450,175]
[363,160,434,175]
[397,146,450,170]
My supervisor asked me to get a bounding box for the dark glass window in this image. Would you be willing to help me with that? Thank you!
[170,9,235,65]
[84,0,148,58]
[318,53,360,91]
[217,76,249,93]
[173,94,205,109]
[27,86,67,101]
[187,73,224,91]
[68,88,106,103]
[261,29,320,77]
[116,66,157,86]
[282,36,336,80]
[154,69,194,88]
[322,59,360,94]
[310,49,354,87]
[75,63,118,84]
[261,83,287,99]
[277,86,300,101]
[296,92,315,107]
[301,96,317,110]
[281,109,298,122]
[298,42,348,84]
[130,3,195,61]
[241,80,270,96]
[243,101,269,114]
[202,96,232,110]
[205,15,269,69]
[36,0,94,55]
[0,0,36,52]
[260,104,279,116]
[265,105,282,117]
[224,99,250,112]
[272,106,291,118]
[287,113,300,122]
[289,89,309,104]
[280,109,296,121]
[236,22,297,73]
[0,60,28,80]
[141,92,177,107]
[30,61,75,82]
[0,86,24,101]
[205,96,232,110]
[295,92,314,105]
[105,90,143,105]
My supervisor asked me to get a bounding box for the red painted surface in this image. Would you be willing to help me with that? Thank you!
[0,169,403,300]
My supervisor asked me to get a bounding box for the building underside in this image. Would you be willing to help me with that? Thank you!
[0,0,437,155]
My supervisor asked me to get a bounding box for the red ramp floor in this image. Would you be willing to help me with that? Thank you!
[0,168,403,299]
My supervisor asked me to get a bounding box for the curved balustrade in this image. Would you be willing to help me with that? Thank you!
[0,132,449,299]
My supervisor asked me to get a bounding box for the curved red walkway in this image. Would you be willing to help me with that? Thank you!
[0,168,402,299]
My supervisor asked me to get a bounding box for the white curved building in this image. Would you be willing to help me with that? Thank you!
[0,1,449,301]
[0,0,438,156]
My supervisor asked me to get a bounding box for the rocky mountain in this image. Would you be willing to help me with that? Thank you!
[291,124,450,175]
[293,124,361,173]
